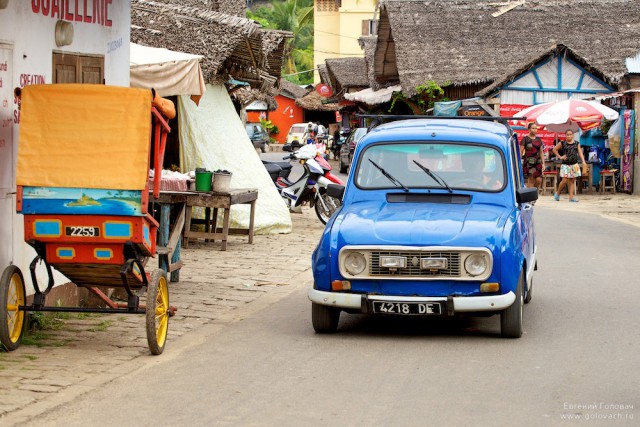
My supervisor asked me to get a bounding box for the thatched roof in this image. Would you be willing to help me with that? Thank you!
[171,0,245,17]
[131,0,291,89]
[232,87,278,110]
[295,90,340,111]
[376,0,640,95]
[477,44,611,97]
[325,58,369,93]
[279,79,310,99]
[318,64,331,86]
[359,35,379,90]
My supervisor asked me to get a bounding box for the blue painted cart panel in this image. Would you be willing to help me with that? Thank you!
[21,187,143,216]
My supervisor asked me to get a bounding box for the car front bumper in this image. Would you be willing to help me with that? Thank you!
[308,289,516,313]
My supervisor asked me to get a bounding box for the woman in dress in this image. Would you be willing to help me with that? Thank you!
[552,129,587,202]
[520,123,545,190]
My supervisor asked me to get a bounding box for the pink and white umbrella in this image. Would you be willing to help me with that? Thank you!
[514,98,619,132]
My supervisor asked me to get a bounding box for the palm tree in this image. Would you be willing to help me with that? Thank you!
[248,0,314,83]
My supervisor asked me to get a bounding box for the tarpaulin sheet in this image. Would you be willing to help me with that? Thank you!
[130,43,206,97]
[179,83,292,234]
[344,85,402,105]
[434,100,462,116]
[17,84,152,190]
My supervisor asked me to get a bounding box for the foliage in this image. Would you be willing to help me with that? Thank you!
[248,0,314,84]
[88,320,112,332]
[260,119,280,135]
[389,80,449,114]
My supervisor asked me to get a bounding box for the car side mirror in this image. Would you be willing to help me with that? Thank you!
[327,184,345,199]
[516,187,538,204]
[282,145,293,152]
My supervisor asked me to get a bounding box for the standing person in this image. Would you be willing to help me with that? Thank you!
[520,123,545,190]
[302,122,316,144]
[552,129,587,202]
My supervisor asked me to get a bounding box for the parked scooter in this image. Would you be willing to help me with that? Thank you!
[277,144,344,224]
[262,159,293,183]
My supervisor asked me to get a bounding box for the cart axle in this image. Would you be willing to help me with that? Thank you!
[19,306,145,314]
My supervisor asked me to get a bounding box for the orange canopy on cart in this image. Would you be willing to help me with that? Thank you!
[17,85,152,190]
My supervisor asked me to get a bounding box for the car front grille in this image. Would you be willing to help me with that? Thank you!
[370,250,461,277]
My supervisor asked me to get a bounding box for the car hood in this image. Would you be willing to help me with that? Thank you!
[337,200,511,248]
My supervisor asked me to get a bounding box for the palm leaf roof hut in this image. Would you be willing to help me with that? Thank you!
[279,78,311,100]
[375,0,640,101]
[131,0,292,92]
[325,57,369,97]
[359,35,380,91]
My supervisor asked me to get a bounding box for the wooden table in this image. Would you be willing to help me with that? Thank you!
[577,164,594,194]
[181,188,258,251]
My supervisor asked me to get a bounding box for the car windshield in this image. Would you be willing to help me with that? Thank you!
[355,142,506,192]
[246,124,261,135]
[290,125,306,134]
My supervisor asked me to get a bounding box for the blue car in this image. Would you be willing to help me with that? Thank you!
[309,118,538,338]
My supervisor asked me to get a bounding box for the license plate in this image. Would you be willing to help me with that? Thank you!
[65,226,100,237]
[372,301,442,315]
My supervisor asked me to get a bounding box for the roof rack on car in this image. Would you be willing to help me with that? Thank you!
[355,114,525,124]
[355,114,525,138]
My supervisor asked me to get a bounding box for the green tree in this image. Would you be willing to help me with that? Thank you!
[248,0,314,84]
[389,80,449,114]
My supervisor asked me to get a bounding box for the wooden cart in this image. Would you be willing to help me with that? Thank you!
[1,84,174,355]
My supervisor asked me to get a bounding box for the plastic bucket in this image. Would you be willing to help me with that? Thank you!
[195,171,213,191]
[212,172,232,192]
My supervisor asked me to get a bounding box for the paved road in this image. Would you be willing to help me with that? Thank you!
[27,206,640,426]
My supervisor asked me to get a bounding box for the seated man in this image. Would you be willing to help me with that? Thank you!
[460,151,502,190]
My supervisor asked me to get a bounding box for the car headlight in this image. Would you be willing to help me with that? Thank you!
[464,253,488,277]
[344,252,367,275]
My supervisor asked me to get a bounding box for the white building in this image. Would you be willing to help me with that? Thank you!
[0,0,131,293]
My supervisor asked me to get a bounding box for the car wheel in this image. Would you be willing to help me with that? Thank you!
[524,275,532,304]
[261,142,268,153]
[339,159,347,174]
[312,302,340,333]
[500,270,524,338]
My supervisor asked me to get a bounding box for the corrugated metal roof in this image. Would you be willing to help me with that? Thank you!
[626,52,640,73]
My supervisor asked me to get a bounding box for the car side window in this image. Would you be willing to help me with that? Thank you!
[510,135,523,190]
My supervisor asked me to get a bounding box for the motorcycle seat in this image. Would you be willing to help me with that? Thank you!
[262,161,292,170]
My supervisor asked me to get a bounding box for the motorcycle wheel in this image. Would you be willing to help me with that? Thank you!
[314,192,341,224]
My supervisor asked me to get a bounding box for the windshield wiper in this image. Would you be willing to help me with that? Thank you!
[412,160,453,193]
[368,159,409,192]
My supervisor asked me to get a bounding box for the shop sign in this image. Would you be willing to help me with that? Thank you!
[31,0,113,27]
[459,105,486,116]
[335,111,342,122]
[501,103,562,147]
[316,84,332,98]
[499,104,529,117]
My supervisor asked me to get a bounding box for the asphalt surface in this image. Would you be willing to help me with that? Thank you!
[20,204,640,427]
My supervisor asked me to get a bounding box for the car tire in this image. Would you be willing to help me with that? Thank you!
[260,142,268,153]
[500,270,524,338]
[312,302,340,333]
[524,275,532,304]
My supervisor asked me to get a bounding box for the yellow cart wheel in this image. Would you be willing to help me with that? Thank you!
[0,266,26,351]
[146,269,169,355]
